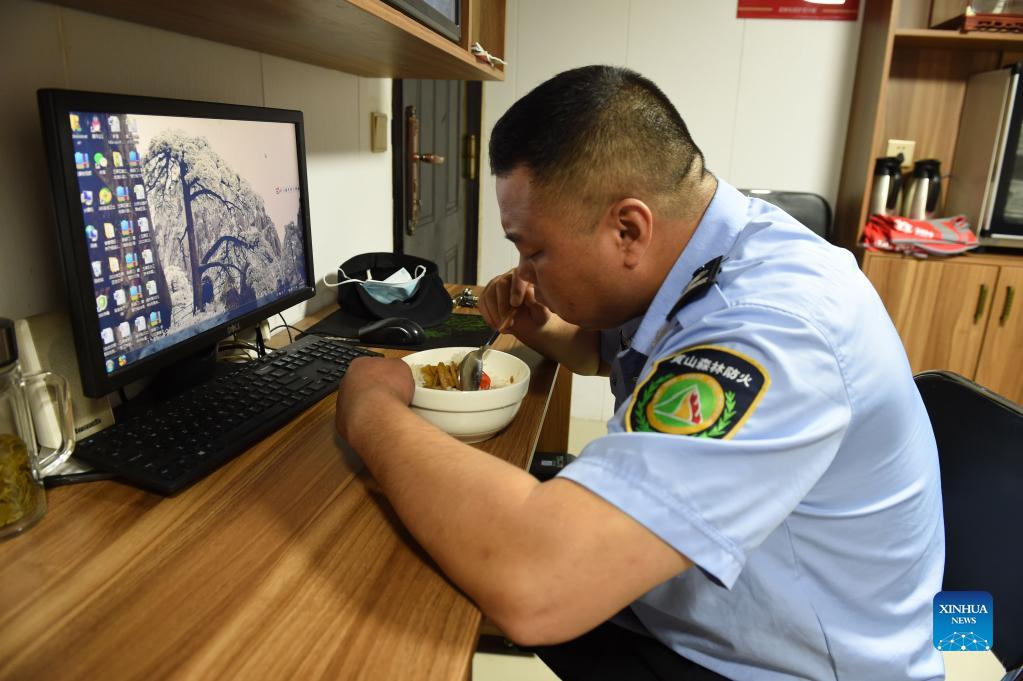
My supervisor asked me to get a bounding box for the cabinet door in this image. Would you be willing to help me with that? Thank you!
[863,255,999,375]
[974,266,1023,404]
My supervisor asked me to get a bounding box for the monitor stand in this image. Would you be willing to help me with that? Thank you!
[113,342,242,421]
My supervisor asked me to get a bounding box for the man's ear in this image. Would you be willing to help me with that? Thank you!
[608,198,653,269]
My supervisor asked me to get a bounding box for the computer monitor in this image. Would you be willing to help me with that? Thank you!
[38,89,315,398]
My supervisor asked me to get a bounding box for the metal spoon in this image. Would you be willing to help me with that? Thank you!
[457,312,514,391]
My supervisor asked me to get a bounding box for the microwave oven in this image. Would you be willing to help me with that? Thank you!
[948,62,1023,248]
[382,0,461,43]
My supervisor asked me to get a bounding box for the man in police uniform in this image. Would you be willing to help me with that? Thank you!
[334,66,945,680]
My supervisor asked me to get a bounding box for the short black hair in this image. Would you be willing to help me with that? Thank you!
[489,65,706,216]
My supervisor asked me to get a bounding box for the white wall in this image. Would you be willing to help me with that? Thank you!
[0,0,393,327]
[478,0,863,421]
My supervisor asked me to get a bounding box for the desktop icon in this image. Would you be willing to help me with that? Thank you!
[128,150,140,165]
[149,311,161,327]
[125,252,137,269]
[96,294,108,312]
[115,186,128,203]
[93,152,108,170]
[99,188,112,205]
[112,151,124,167]
[85,225,98,243]
[120,219,132,236]
[117,321,131,341]
[141,249,153,265]
[133,184,146,201]
[69,113,82,133]
[90,116,102,133]
[100,327,114,345]
[113,288,126,306]
[74,152,89,170]
[129,284,140,301]
[81,190,93,206]
[117,354,127,367]
[103,222,115,240]
[107,256,120,274]
[138,217,149,232]
[127,117,138,134]
[91,260,102,278]
[134,316,146,332]
[107,116,121,134]
[145,280,158,296]
[105,359,115,373]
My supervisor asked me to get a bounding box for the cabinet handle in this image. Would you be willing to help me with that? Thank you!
[973,284,989,324]
[999,286,1015,326]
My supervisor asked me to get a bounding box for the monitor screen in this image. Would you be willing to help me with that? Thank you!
[39,90,315,397]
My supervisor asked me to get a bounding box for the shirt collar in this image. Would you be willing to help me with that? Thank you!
[629,178,748,355]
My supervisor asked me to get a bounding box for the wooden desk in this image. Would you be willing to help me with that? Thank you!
[0,293,570,680]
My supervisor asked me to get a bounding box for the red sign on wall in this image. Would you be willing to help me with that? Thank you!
[737,0,860,21]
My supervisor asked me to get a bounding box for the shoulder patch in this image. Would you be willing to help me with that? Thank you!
[626,345,770,439]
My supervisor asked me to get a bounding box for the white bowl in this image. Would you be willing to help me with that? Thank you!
[401,346,531,443]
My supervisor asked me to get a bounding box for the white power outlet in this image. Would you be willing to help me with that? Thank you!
[885,139,916,169]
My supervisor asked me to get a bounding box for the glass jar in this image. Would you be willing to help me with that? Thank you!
[0,318,75,540]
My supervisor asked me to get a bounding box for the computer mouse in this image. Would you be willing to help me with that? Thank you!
[356,317,426,346]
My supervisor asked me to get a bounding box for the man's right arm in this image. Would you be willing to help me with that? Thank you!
[479,270,609,376]
[510,313,608,376]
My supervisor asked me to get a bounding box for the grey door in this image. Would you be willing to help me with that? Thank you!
[395,79,480,284]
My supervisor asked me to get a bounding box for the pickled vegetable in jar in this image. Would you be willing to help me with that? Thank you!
[0,432,44,532]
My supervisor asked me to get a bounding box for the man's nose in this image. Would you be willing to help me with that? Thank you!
[515,257,536,285]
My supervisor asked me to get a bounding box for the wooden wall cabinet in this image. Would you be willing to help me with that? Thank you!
[45,0,507,81]
[864,251,1023,403]
[863,253,997,377]
[974,264,1023,401]
[836,0,1023,403]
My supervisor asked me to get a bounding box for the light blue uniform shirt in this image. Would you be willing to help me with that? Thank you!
[560,180,945,680]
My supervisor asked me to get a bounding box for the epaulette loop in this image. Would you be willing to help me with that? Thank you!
[665,256,725,322]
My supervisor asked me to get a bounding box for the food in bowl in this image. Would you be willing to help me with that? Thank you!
[418,361,462,390]
[417,361,515,391]
[401,347,531,443]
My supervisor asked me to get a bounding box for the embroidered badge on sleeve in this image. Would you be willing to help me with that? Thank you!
[627,345,770,439]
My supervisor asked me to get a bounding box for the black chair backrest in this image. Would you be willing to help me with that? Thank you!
[915,371,1023,672]
[739,189,833,243]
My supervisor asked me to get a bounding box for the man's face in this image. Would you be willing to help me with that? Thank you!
[496,167,623,329]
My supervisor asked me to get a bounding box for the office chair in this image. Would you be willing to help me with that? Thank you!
[739,189,833,243]
[914,371,1023,681]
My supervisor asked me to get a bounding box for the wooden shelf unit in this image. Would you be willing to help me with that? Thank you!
[834,0,1023,252]
[45,0,506,81]
[894,27,1023,51]
[835,0,1023,402]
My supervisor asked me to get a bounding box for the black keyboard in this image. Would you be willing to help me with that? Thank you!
[74,335,380,495]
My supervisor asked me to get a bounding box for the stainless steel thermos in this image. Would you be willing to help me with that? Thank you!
[902,159,942,220]
[870,155,904,216]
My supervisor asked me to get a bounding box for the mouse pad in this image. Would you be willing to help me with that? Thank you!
[300,309,495,350]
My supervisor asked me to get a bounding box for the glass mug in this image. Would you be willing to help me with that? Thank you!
[0,318,75,540]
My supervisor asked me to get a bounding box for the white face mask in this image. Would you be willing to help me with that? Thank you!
[326,265,427,304]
